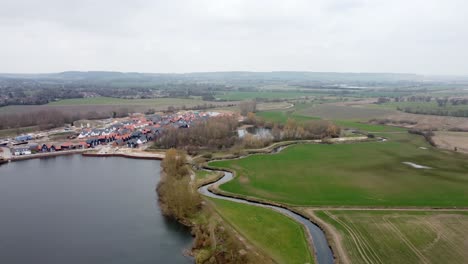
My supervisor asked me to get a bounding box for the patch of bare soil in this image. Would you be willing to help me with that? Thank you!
[331,98,378,107]
[238,176,250,184]
[257,102,293,111]
[383,111,468,130]
[433,131,468,154]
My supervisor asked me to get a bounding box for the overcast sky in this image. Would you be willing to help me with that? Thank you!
[1,0,467,74]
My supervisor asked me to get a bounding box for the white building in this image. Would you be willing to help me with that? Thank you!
[13,147,31,156]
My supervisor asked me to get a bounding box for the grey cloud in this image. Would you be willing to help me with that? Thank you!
[0,0,467,75]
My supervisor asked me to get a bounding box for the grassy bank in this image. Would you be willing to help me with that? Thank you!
[209,198,314,264]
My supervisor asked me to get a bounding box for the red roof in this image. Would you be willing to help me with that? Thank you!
[61,142,73,147]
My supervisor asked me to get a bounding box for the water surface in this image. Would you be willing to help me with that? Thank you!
[0,155,192,264]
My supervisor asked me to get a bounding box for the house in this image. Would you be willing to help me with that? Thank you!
[77,142,89,149]
[48,145,57,152]
[127,139,138,148]
[136,135,147,145]
[13,147,31,156]
[61,142,74,150]
[86,138,99,147]
[113,139,125,146]
[38,144,49,152]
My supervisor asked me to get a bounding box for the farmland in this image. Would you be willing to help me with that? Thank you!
[295,103,395,120]
[314,210,468,264]
[256,110,319,124]
[209,198,314,264]
[255,101,404,132]
[209,133,468,207]
[215,91,315,101]
[47,97,207,106]
[0,97,235,117]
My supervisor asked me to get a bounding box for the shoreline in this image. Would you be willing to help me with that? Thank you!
[82,152,163,160]
[3,148,164,163]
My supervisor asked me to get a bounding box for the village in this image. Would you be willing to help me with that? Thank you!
[0,110,233,161]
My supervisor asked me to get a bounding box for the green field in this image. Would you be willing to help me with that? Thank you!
[195,170,214,180]
[372,101,468,117]
[48,97,205,106]
[334,120,406,132]
[315,210,468,264]
[296,104,394,120]
[210,198,314,264]
[0,126,39,138]
[256,110,319,124]
[215,91,314,101]
[209,134,468,207]
[250,100,400,133]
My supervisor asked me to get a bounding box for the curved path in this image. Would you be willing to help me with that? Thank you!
[198,170,334,264]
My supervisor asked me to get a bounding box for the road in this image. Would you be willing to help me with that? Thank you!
[0,147,12,160]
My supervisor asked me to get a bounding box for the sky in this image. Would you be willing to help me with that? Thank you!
[1,0,467,75]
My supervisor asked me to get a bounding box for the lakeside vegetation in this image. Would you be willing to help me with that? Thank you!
[315,210,468,264]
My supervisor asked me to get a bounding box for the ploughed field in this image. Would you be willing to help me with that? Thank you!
[209,198,314,264]
[314,210,468,264]
[209,133,468,207]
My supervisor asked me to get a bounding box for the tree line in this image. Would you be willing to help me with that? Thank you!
[156,149,201,221]
[0,108,129,131]
[153,116,239,153]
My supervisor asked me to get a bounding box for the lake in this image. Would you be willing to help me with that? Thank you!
[0,155,193,264]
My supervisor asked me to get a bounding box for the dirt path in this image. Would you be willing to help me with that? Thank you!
[303,207,468,212]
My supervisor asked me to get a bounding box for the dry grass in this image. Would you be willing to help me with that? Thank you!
[383,111,468,130]
[433,131,468,153]
[256,102,293,111]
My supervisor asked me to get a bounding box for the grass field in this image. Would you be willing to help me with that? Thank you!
[0,97,235,117]
[296,104,394,120]
[0,126,39,138]
[209,133,468,207]
[256,110,319,124]
[315,210,468,264]
[47,97,206,106]
[334,120,406,132]
[255,102,402,132]
[210,198,314,264]
[215,91,314,101]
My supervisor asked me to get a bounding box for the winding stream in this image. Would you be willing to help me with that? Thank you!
[198,159,334,264]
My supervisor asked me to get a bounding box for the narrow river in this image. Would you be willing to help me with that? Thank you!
[198,169,334,264]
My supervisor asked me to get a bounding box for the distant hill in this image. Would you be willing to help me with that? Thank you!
[0,71,428,85]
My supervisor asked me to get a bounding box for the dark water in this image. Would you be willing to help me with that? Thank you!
[0,155,193,264]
